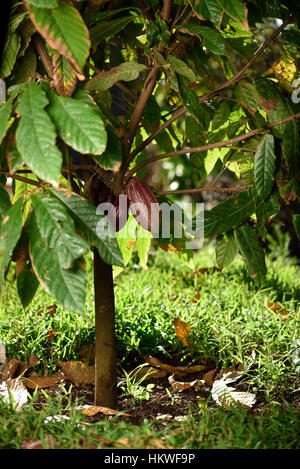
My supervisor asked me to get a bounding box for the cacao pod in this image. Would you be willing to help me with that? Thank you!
[126,176,160,233]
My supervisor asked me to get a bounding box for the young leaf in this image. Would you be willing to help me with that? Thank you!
[17,262,39,308]
[203,190,255,238]
[0,98,13,146]
[90,17,134,47]
[46,91,107,155]
[26,0,58,7]
[254,134,276,200]
[26,1,90,77]
[176,25,225,55]
[234,224,266,284]
[31,194,90,269]
[15,82,62,184]
[49,189,123,267]
[211,101,231,130]
[167,56,196,83]
[0,198,23,287]
[215,232,238,267]
[86,62,147,92]
[0,186,11,221]
[177,75,210,130]
[0,33,21,78]
[28,212,87,314]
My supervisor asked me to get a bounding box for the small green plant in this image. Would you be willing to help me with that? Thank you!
[118,364,155,404]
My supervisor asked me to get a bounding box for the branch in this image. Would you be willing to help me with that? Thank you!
[33,35,54,80]
[0,172,43,188]
[125,111,300,180]
[125,0,173,156]
[156,185,251,195]
[128,13,295,162]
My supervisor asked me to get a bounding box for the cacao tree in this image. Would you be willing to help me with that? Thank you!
[1,0,300,408]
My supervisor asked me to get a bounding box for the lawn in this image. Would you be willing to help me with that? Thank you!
[0,232,299,449]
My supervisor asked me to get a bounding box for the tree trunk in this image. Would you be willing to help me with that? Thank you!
[93,248,118,408]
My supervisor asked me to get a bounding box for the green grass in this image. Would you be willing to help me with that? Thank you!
[0,233,300,449]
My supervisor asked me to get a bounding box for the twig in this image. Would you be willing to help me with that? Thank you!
[125,0,173,155]
[156,185,251,195]
[1,172,43,188]
[127,14,295,162]
[33,35,54,80]
[125,111,300,180]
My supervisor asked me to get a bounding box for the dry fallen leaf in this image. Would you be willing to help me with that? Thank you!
[267,302,290,321]
[168,374,204,392]
[156,413,173,421]
[22,372,66,390]
[46,329,58,342]
[37,304,57,316]
[59,361,95,386]
[144,356,208,377]
[77,405,130,417]
[0,341,6,363]
[173,317,191,347]
[22,437,57,449]
[212,379,256,410]
[0,378,28,410]
[202,368,217,387]
[0,358,23,383]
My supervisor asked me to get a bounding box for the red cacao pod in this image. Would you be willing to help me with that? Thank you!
[126,176,160,233]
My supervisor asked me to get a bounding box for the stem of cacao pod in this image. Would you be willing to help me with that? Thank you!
[93,248,118,408]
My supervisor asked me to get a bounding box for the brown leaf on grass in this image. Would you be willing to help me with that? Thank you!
[192,291,201,303]
[144,356,208,377]
[22,437,57,449]
[0,378,28,409]
[46,329,58,342]
[28,356,38,368]
[173,317,191,347]
[267,302,290,321]
[0,359,23,383]
[78,405,130,417]
[202,368,217,387]
[58,361,95,386]
[168,374,204,392]
[22,372,66,390]
[37,304,57,316]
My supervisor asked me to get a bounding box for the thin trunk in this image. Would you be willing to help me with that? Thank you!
[93,248,118,408]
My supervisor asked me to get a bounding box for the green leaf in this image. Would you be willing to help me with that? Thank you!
[176,24,226,55]
[215,232,238,267]
[189,0,224,27]
[28,211,86,314]
[0,198,23,287]
[90,17,134,47]
[26,0,58,7]
[177,75,210,129]
[116,213,137,267]
[211,101,231,130]
[0,33,21,78]
[49,189,123,267]
[17,262,39,308]
[254,134,276,200]
[31,194,90,269]
[136,225,152,269]
[167,56,196,82]
[0,185,11,221]
[234,80,258,113]
[234,224,266,284]
[15,82,62,184]
[0,98,13,146]
[222,0,246,23]
[94,125,122,169]
[86,62,146,92]
[27,1,90,76]
[46,90,107,155]
[203,190,255,238]
[12,46,37,84]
